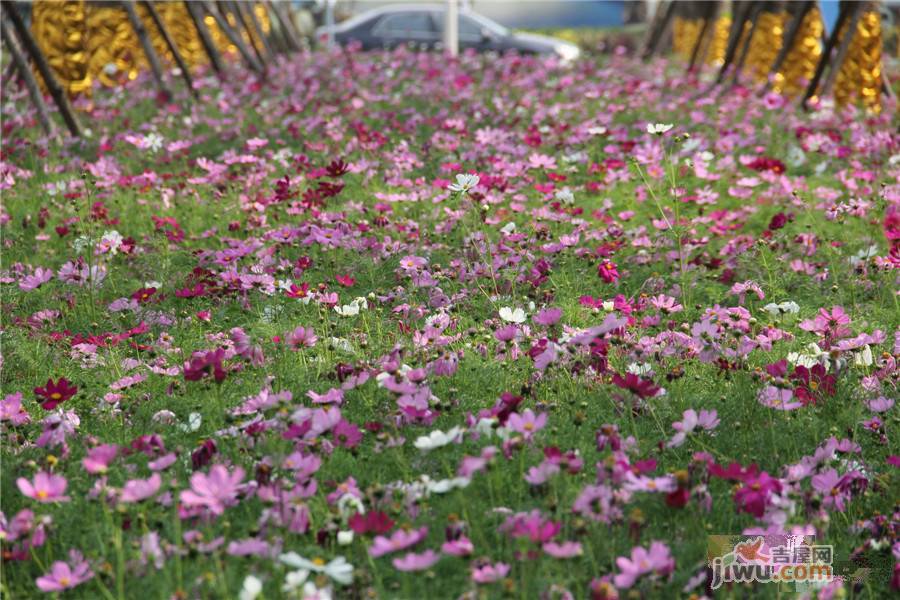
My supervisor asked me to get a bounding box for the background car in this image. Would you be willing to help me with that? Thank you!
[315,4,580,61]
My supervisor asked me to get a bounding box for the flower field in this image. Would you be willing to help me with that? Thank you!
[1,48,899,599]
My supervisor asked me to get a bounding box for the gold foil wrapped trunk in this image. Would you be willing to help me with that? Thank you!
[743,11,787,84]
[672,16,703,61]
[774,5,824,96]
[29,1,271,97]
[833,10,883,114]
[706,16,731,66]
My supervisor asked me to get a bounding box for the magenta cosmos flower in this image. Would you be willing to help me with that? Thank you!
[17,472,70,503]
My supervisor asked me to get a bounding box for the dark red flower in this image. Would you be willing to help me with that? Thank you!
[131,287,157,303]
[33,377,77,410]
[191,439,217,470]
[183,349,226,383]
[791,364,836,405]
[767,212,788,231]
[665,487,689,508]
[349,510,395,535]
[611,373,660,399]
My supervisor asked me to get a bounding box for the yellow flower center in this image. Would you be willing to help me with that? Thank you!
[647,481,656,490]
[312,557,326,567]
[37,490,49,499]
[50,392,62,400]
[60,577,71,587]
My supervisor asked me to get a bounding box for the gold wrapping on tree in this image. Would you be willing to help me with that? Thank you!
[743,11,787,84]
[30,1,92,95]
[672,16,703,61]
[833,10,883,114]
[773,6,824,96]
[30,1,271,97]
[706,16,731,66]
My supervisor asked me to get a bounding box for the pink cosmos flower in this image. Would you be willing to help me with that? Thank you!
[506,409,547,440]
[35,551,93,592]
[287,325,318,349]
[120,474,162,503]
[623,472,677,493]
[148,453,177,471]
[543,541,583,558]
[811,469,851,512]
[533,307,562,326]
[82,444,118,474]
[499,510,560,543]
[524,461,561,485]
[19,267,53,291]
[369,527,428,558]
[392,549,440,571]
[0,392,31,425]
[17,472,70,503]
[441,536,474,556]
[666,409,719,448]
[757,385,803,411]
[613,541,675,589]
[332,420,363,448]
[472,562,510,583]
[179,464,245,515]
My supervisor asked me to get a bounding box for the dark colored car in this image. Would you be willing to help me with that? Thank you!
[315,4,580,61]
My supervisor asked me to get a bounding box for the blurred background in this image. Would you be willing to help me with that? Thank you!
[295,0,900,56]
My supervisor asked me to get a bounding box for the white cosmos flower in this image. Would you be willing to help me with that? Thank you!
[853,345,873,367]
[328,337,354,353]
[587,126,607,136]
[787,343,828,370]
[475,417,497,437]
[762,301,800,317]
[337,530,354,546]
[143,133,164,153]
[239,575,263,600]
[337,493,365,518]
[448,173,480,194]
[282,569,310,593]
[423,475,471,494]
[414,426,463,451]
[555,188,574,205]
[279,554,353,586]
[334,297,367,316]
[499,307,526,324]
[178,412,202,432]
[500,222,517,235]
[626,362,652,375]
[646,123,674,135]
